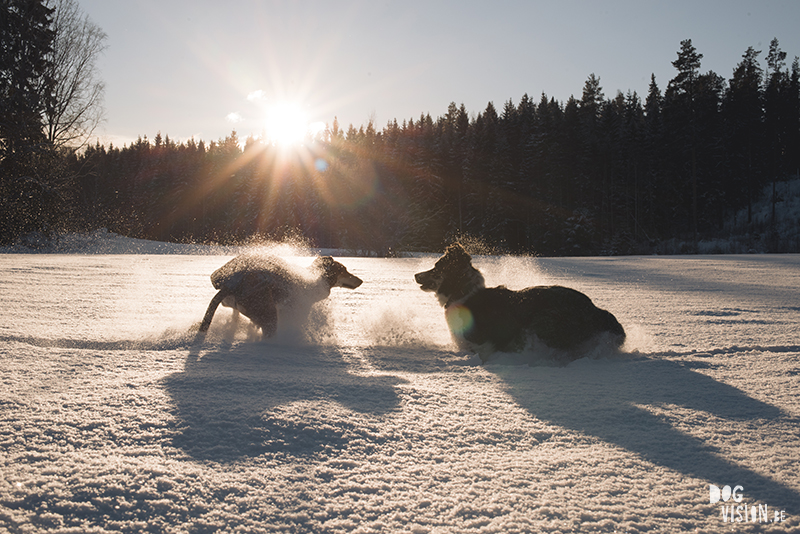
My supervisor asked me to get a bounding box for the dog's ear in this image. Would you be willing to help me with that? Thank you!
[312,256,335,270]
[445,243,472,264]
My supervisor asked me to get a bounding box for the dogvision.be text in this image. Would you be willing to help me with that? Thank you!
[710,485,787,524]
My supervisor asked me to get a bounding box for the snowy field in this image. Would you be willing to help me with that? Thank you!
[1,234,799,533]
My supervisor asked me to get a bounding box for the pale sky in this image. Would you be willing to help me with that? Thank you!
[78,0,800,148]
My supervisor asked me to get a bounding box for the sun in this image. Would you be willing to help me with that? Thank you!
[264,102,324,147]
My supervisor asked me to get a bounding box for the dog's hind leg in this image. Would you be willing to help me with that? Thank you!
[256,303,278,338]
[199,289,230,333]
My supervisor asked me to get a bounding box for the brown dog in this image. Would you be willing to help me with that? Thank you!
[199,253,362,336]
[415,244,625,360]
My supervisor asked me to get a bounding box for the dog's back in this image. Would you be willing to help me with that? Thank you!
[452,284,625,354]
[211,254,298,303]
[513,285,624,349]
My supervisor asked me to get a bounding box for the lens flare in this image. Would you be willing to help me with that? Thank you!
[445,304,474,337]
[315,158,329,172]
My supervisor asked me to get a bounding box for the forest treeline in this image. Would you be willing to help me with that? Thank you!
[9,38,800,254]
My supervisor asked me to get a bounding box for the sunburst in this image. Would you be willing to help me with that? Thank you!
[263,101,325,147]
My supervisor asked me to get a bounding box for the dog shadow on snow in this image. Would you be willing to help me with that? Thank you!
[162,335,408,462]
[490,352,800,514]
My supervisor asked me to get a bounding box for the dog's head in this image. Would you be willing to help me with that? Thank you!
[313,256,363,289]
[414,243,485,306]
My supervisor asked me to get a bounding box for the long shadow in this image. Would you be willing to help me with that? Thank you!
[162,337,407,462]
[491,355,800,513]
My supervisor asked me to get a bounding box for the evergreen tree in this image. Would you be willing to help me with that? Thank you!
[665,39,704,241]
[0,0,56,243]
[788,57,800,178]
[723,46,763,222]
[643,74,666,239]
[578,74,606,242]
[764,38,789,179]
[763,38,793,239]
[620,90,645,246]
[694,70,726,230]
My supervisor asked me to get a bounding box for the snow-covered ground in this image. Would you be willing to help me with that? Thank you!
[1,234,799,533]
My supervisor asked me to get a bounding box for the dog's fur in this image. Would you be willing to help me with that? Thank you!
[415,244,625,360]
[199,253,362,336]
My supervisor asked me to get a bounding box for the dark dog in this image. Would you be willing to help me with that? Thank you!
[414,244,625,360]
[199,253,362,336]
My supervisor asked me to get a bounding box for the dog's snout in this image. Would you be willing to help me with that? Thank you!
[339,272,363,289]
[415,270,434,284]
[415,269,439,291]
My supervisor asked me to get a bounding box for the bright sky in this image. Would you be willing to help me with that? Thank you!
[78,0,800,148]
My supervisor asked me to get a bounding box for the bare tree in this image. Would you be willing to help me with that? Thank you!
[44,0,107,150]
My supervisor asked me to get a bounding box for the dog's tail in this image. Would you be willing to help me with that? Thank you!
[198,289,230,333]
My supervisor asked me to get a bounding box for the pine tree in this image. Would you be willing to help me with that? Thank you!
[642,74,666,239]
[665,39,704,242]
[694,70,726,231]
[788,57,800,178]
[723,46,763,223]
[578,74,607,242]
[0,0,56,243]
[763,38,792,240]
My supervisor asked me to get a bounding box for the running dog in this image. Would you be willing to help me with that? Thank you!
[414,244,625,360]
[199,253,362,336]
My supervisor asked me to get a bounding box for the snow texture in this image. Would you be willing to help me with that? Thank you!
[1,233,799,533]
